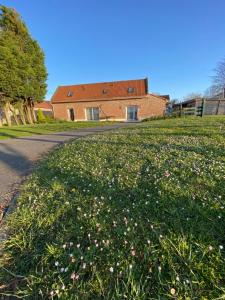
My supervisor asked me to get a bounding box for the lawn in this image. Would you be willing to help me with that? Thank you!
[0,121,116,140]
[1,116,225,299]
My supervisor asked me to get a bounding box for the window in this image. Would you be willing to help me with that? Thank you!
[102,89,107,94]
[127,87,135,93]
[86,107,100,120]
[67,91,73,97]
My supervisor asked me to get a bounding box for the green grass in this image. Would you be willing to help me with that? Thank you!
[1,116,225,299]
[0,121,116,140]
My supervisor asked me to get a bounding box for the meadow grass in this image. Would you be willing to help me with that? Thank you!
[0,121,116,140]
[1,116,225,299]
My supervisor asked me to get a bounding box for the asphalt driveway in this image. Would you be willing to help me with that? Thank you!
[0,123,129,212]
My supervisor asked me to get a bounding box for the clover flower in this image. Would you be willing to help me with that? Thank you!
[164,170,170,177]
[170,288,176,295]
[71,272,79,280]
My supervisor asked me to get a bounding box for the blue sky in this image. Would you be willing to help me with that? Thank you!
[1,0,225,100]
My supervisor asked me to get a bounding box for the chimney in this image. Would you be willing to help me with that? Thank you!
[223,88,225,99]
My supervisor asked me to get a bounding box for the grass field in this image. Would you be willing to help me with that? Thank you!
[1,116,225,299]
[0,121,116,140]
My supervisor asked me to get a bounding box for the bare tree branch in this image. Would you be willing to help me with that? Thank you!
[212,57,225,94]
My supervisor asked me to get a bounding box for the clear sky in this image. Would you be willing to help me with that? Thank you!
[1,0,225,100]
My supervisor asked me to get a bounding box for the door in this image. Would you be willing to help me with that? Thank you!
[68,108,75,121]
[127,106,138,121]
[92,107,99,120]
[86,107,99,120]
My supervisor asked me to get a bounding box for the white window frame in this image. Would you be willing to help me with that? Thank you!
[85,107,100,121]
[126,105,138,121]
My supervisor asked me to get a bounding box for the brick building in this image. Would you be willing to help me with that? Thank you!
[34,101,53,116]
[51,78,168,121]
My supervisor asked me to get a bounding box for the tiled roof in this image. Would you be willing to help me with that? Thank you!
[51,79,148,103]
[150,94,170,101]
[34,101,53,110]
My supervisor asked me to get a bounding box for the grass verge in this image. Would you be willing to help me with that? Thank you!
[0,121,117,140]
[1,116,225,299]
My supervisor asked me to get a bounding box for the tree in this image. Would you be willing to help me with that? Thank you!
[22,39,47,122]
[0,5,47,125]
[0,30,21,125]
[212,58,225,95]
[183,93,202,101]
[0,6,29,126]
[204,85,218,98]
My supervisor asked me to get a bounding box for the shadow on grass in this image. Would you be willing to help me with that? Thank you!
[1,127,225,298]
[0,124,123,140]
[0,125,123,185]
[2,128,44,135]
[0,132,18,139]
[83,138,224,156]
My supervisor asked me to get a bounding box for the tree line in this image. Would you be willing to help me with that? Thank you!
[0,5,47,126]
[175,58,225,102]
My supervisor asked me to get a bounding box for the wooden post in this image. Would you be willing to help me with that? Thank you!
[180,103,182,117]
[201,99,205,117]
[216,100,221,115]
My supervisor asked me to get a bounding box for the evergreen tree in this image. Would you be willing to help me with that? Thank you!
[0,5,47,125]
[0,30,21,125]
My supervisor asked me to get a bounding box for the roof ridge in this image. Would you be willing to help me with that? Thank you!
[57,78,147,88]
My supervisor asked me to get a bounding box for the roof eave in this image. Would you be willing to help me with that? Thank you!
[52,95,148,104]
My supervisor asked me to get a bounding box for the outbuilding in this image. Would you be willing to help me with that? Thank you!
[51,78,168,122]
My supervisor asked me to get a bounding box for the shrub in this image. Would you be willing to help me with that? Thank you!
[37,109,46,123]
[45,115,55,123]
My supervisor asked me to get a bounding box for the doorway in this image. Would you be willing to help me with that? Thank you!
[127,106,138,121]
[68,108,75,121]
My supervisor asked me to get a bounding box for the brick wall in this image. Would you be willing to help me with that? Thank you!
[52,94,166,121]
